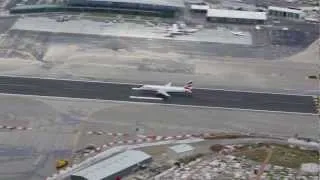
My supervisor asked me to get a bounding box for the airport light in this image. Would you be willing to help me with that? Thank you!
[317,73,320,166]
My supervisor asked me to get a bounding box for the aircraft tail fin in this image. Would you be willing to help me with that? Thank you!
[184,81,193,92]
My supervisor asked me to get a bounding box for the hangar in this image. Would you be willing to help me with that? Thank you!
[168,144,195,159]
[70,150,152,180]
[67,0,185,16]
[206,9,267,24]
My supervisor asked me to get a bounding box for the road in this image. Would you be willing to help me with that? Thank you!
[0,76,316,114]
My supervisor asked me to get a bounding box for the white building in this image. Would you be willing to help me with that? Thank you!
[268,6,305,19]
[167,144,195,159]
[300,163,320,175]
[190,4,209,13]
[206,9,267,24]
[70,150,152,180]
[184,0,204,4]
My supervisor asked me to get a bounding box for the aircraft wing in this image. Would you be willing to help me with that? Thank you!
[156,89,170,97]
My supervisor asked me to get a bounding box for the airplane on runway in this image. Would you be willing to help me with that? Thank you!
[132,81,193,99]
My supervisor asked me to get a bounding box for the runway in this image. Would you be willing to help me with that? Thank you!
[0,76,316,114]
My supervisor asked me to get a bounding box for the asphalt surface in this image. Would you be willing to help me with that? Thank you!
[0,17,18,34]
[0,76,316,114]
[5,28,317,61]
[46,31,313,60]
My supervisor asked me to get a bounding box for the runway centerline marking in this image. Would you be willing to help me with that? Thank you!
[129,96,163,100]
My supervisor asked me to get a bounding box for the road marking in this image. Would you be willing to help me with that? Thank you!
[0,75,314,97]
[129,96,163,100]
[0,93,317,116]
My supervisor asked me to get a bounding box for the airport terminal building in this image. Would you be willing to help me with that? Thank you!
[66,0,185,16]
[10,0,185,16]
[206,9,267,24]
[268,6,305,20]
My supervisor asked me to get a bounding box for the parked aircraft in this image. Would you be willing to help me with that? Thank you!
[177,23,202,34]
[165,24,201,37]
[132,81,193,99]
[230,31,246,36]
[56,16,70,22]
[166,24,184,36]
[181,28,200,34]
[103,21,114,26]
[145,21,157,27]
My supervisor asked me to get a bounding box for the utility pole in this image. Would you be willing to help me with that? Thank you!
[135,120,145,138]
[317,73,320,170]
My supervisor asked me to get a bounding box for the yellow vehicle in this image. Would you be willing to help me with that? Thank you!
[56,159,69,170]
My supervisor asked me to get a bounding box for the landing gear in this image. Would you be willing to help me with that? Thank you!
[185,92,193,97]
[164,96,172,101]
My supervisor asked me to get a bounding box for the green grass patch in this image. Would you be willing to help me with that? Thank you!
[177,153,205,164]
[234,144,319,168]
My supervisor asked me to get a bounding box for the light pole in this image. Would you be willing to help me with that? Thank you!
[317,73,319,168]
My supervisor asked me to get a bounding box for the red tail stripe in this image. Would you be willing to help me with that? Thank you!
[184,81,193,90]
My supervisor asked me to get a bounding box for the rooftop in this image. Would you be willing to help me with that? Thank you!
[220,1,258,11]
[72,150,152,180]
[268,6,304,14]
[207,9,267,20]
[11,4,63,10]
[190,4,210,10]
[84,0,185,8]
[169,144,194,153]
[185,0,205,4]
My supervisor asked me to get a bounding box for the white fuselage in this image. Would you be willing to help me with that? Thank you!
[140,85,186,93]
[231,31,245,36]
[181,28,199,33]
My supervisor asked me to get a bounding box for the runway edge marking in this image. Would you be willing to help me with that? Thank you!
[0,75,314,97]
[0,93,317,116]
